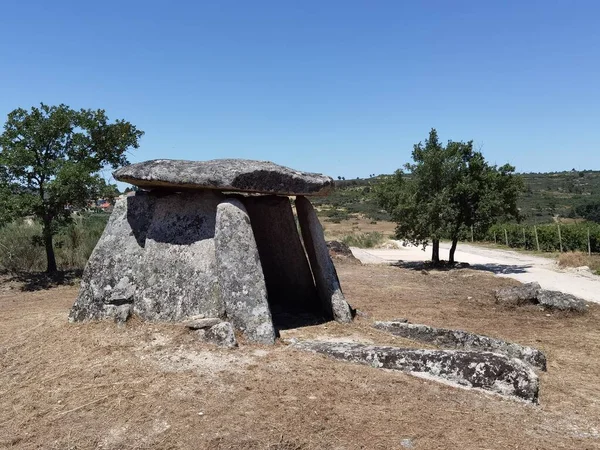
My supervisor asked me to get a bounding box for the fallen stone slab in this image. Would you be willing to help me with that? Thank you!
[373,321,547,371]
[494,282,541,306]
[113,159,334,196]
[537,290,588,312]
[196,322,238,348]
[293,340,539,403]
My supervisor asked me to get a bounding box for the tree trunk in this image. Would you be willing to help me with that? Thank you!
[449,237,458,264]
[431,239,440,264]
[43,220,57,273]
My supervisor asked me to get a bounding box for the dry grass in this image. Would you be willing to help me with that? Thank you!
[558,251,600,274]
[1,263,600,449]
[320,215,396,245]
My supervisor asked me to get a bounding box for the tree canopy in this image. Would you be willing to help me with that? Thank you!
[575,202,600,223]
[375,128,524,264]
[0,103,143,272]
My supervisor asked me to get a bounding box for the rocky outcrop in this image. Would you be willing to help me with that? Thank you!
[537,290,588,312]
[113,159,334,196]
[494,283,541,306]
[373,321,547,371]
[215,199,276,344]
[292,340,539,403]
[296,197,353,323]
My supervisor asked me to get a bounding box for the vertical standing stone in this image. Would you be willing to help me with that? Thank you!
[69,192,156,322]
[136,191,225,321]
[243,196,322,319]
[214,199,276,344]
[295,196,353,323]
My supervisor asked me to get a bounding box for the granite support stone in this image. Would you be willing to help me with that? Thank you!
[135,191,225,321]
[215,199,276,344]
[69,192,156,322]
[295,196,353,323]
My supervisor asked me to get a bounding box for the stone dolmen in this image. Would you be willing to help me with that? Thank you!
[69,159,353,344]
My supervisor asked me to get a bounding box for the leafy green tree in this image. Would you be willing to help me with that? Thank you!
[376,128,523,264]
[0,103,143,272]
[575,202,600,223]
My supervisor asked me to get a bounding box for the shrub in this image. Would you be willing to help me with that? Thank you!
[486,222,600,253]
[341,232,384,248]
[0,221,46,272]
[0,212,109,272]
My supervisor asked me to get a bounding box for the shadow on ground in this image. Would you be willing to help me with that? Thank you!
[0,270,82,292]
[390,260,531,275]
[271,310,329,333]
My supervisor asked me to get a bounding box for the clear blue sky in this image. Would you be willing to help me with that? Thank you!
[1,0,599,184]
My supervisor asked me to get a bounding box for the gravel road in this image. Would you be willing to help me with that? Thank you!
[351,241,600,304]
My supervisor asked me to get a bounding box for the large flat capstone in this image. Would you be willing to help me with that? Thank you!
[113,159,334,196]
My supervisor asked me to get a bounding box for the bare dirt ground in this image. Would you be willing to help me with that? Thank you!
[1,263,600,450]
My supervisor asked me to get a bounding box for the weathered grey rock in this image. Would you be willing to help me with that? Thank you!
[69,192,156,322]
[326,240,360,264]
[537,290,588,312]
[293,340,539,403]
[197,321,238,348]
[296,197,353,323]
[494,282,541,305]
[326,240,353,258]
[373,321,547,371]
[183,317,221,330]
[214,199,276,344]
[135,191,225,321]
[243,195,322,320]
[114,159,334,196]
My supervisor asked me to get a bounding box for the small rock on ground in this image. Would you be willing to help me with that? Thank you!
[196,322,238,348]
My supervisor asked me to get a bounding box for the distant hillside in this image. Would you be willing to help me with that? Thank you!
[313,170,600,225]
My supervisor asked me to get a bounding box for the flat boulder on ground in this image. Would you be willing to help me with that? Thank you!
[293,340,539,403]
[494,282,541,305]
[113,159,334,196]
[537,290,588,312]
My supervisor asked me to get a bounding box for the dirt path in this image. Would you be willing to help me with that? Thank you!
[351,241,600,304]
